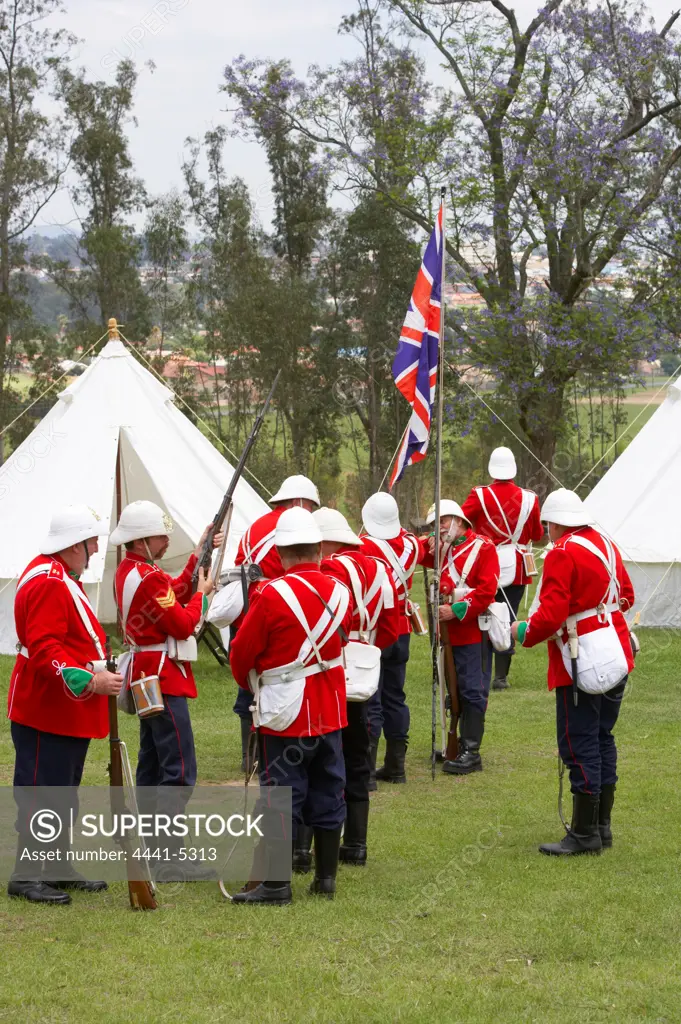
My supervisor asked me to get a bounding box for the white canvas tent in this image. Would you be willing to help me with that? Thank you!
[584,377,681,628]
[0,338,269,654]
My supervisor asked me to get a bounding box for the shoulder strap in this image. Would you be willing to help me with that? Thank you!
[513,489,536,542]
[16,563,53,593]
[459,539,484,587]
[270,576,350,667]
[18,561,104,659]
[117,564,146,640]
[60,574,105,660]
[475,487,511,541]
[248,528,277,565]
[371,536,416,591]
[336,556,370,632]
[566,533,620,605]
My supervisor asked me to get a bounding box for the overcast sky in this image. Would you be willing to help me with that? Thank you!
[37,0,679,233]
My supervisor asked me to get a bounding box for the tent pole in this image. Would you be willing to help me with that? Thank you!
[115,434,123,638]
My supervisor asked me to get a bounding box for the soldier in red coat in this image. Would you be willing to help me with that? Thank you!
[231,475,321,769]
[423,501,500,775]
[230,508,353,905]
[512,489,635,856]
[289,507,398,870]
[461,446,543,690]
[112,501,219,792]
[360,492,422,785]
[8,505,123,905]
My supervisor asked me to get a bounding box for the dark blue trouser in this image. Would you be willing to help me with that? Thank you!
[367,632,411,741]
[342,700,370,805]
[136,695,197,788]
[233,684,253,721]
[453,642,490,714]
[11,723,90,880]
[12,722,90,787]
[555,680,626,795]
[258,730,346,836]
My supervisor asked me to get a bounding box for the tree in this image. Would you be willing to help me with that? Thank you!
[0,0,74,451]
[183,127,269,445]
[52,59,150,346]
[228,0,681,494]
[223,67,341,487]
[144,189,188,351]
[322,196,421,492]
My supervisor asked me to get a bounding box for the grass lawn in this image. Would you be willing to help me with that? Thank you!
[0,620,679,1023]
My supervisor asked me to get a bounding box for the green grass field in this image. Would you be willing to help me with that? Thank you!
[0,620,679,1023]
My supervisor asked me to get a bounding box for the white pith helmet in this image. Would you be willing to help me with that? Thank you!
[426,499,471,527]
[313,507,361,546]
[41,505,103,555]
[488,446,517,480]
[362,492,401,540]
[540,489,593,528]
[274,507,323,547]
[109,501,174,546]
[269,475,320,507]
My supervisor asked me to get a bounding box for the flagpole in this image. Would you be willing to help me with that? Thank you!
[430,187,447,781]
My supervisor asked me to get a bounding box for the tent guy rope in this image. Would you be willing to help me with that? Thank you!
[0,330,109,439]
[116,329,273,499]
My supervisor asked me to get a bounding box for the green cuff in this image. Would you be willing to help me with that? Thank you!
[61,667,93,696]
[516,621,529,645]
[451,601,468,621]
[201,594,209,616]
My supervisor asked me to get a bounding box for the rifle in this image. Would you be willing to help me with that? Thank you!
[191,370,282,595]
[107,640,157,911]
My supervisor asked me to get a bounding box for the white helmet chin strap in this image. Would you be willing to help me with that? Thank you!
[143,538,155,563]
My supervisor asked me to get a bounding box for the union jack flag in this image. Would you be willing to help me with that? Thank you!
[389,203,444,490]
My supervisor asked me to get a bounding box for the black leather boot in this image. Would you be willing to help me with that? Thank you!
[51,870,108,892]
[7,879,72,905]
[309,827,342,898]
[539,793,602,856]
[292,825,313,874]
[240,717,253,774]
[368,736,379,792]
[375,738,407,784]
[492,651,512,691]
[443,707,484,775]
[340,802,369,866]
[599,784,615,849]
[231,881,292,905]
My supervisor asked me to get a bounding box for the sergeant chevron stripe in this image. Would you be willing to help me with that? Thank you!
[155,586,176,610]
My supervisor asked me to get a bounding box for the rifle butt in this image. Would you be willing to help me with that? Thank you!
[128,879,157,911]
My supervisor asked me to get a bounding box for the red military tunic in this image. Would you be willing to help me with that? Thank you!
[521,526,635,690]
[8,555,109,739]
[230,563,353,738]
[360,529,420,635]
[233,507,286,626]
[437,531,500,646]
[115,551,203,699]
[461,481,543,585]
[321,549,399,651]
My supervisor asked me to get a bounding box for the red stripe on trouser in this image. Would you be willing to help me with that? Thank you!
[166,702,185,785]
[33,733,40,786]
[262,735,289,843]
[562,687,590,793]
